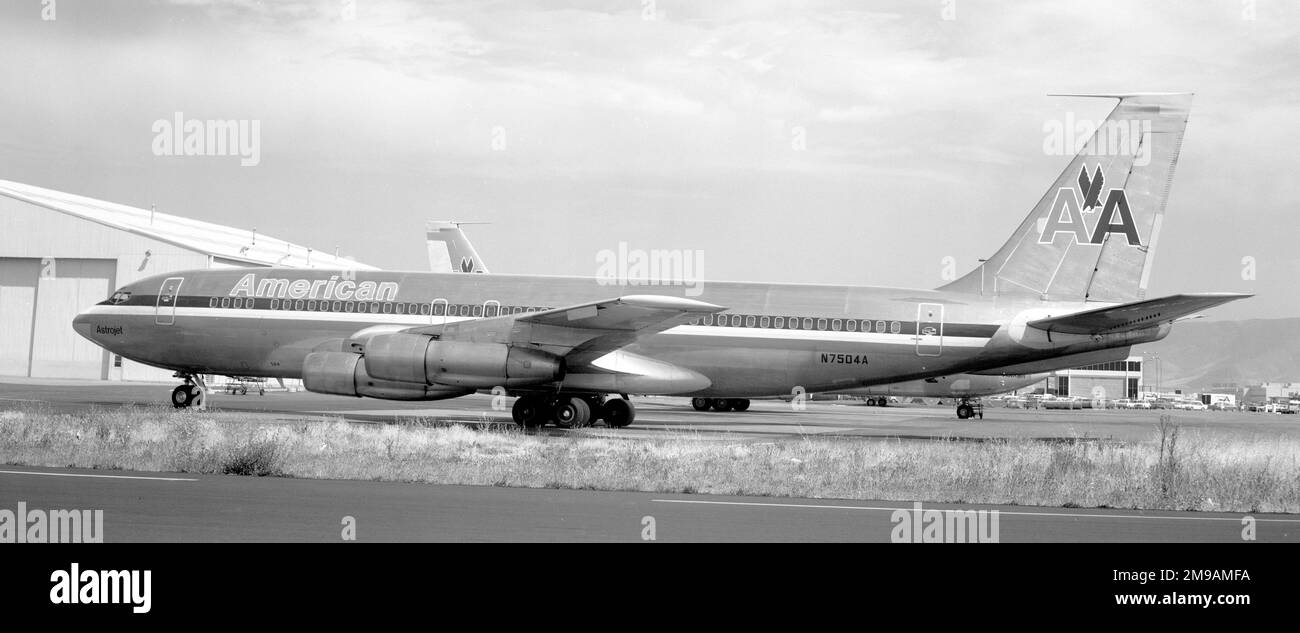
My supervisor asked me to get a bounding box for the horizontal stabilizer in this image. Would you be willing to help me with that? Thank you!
[1027,293,1251,336]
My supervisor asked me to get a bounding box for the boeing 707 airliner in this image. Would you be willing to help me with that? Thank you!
[73,94,1247,427]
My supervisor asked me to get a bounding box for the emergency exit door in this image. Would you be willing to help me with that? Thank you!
[916,302,943,356]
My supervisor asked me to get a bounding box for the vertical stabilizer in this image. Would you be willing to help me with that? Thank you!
[940,93,1192,303]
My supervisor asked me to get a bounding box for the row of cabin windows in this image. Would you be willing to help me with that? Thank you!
[206,297,552,317]
[690,313,903,334]
[1076,361,1143,373]
[202,297,904,333]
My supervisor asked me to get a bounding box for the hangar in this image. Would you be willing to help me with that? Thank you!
[0,180,374,381]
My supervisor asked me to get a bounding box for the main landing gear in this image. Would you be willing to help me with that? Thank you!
[512,394,636,429]
[691,398,751,412]
[170,373,209,410]
[955,397,983,420]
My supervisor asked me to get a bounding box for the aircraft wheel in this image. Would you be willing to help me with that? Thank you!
[710,398,733,412]
[956,404,973,420]
[691,398,712,412]
[552,397,592,429]
[188,385,204,409]
[512,396,547,428]
[171,385,192,408]
[731,399,750,412]
[604,398,636,428]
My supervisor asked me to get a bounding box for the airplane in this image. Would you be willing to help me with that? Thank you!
[439,218,1050,418]
[73,93,1249,428]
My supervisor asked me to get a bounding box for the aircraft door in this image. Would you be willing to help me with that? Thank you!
[431,298,448,326]
[156,277,184,325]
[916,302,943,357]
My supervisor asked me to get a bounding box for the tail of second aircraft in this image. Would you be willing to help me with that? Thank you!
[940,93,1193,303]
[427,221,490,274]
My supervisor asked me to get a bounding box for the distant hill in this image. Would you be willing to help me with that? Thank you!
[1139,318,1300,390]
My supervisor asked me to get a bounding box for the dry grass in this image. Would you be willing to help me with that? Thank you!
[1,406,1297,513]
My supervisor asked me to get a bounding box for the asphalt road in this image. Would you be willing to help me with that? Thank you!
[4,378,1297,442]
[2,465,1296,542]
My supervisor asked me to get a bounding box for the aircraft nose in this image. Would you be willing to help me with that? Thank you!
[71,310,97,341]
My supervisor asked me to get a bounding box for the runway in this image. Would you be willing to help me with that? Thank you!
[2,465,1297,542]
[4,378,1298,443]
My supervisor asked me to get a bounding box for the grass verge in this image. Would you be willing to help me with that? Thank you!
[1,407,1296,513]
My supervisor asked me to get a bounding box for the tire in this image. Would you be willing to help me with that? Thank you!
[691,398,712,412]
[956,404,973,420]
[731,399,750,412]
[512,396,546,428]
[188,385,204,409]
[553,397,592,428]
[171,385,192,408]
[710,398,733,412]
[604,398,636,428]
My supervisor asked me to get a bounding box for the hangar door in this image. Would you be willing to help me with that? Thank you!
[0,258,116,379]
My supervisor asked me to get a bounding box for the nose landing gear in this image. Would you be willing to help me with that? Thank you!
[955,397,982,420]
[171,373,209,410]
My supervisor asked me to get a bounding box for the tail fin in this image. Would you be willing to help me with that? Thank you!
[940,93,1193,302]
[426,221,490,273]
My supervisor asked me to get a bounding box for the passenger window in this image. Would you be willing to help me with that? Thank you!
[745,315,756,328]
[731,315,743,327]
[209,297,218,308]
[433,304,445,316]
[307,300,317,311]
[383,302,392,314]
[803,317,813,330]
[221,297,230,309]
[269,299,279,310]
[295,300,305,311]
[473,305,483,317]
[876,320,886,333]
[421,304,431,316]
[846,319,857,332]
[346,301,355,312]
[832,319,842,331]
[817,318,827,330]
[890,321,901,334]
[333,301,342,312]
[760,316,770,328]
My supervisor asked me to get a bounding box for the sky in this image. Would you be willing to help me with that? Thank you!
[1,0,1297,320]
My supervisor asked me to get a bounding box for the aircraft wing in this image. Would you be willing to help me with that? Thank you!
[1027,293,1251,336]
[402,295,727,365]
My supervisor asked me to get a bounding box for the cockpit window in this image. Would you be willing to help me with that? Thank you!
[109,291,131,305]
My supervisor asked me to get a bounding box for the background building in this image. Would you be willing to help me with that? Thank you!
[1032,356,1143,401]
[0,180,374,381]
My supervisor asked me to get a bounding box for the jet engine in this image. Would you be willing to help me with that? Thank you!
[361,332,565,389]
[302,352,473,400]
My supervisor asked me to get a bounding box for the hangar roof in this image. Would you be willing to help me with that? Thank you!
[0,180,377,270]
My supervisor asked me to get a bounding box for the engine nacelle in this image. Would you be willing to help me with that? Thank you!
[363,333,565,389]
[302,352,473,401]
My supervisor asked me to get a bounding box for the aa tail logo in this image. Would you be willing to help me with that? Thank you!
[1038,165,1141,247]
